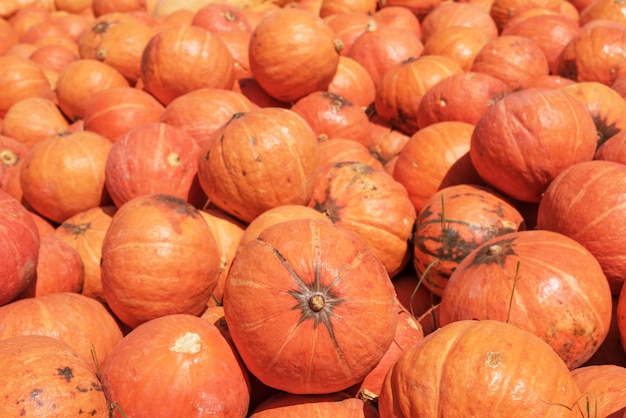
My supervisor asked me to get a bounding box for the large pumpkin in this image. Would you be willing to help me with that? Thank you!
[0,189,39,306]
[378,319,583,417]
[101,193,221,328]
[197,108,319,223]
[439,230,612,369]
[470,88,598,203]
[100,314,250,418]
[309,161,416,277]
[413,184,526,297]
[223,218,398,394]
[536,160,626,294]
[0,335,108,417]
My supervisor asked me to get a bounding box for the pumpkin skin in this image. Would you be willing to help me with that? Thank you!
[378,319,583,418]
[249,392,379,417]
[101,194,221,329]
[197,108,319,224]
[326,56,376,108]
[0,135,28,198]
[191,3,252,34]
[309,161,416,278]
[0,54,54,118]
[0,335,108,417]
[318,138,385,171]
[100,314,250,418]
[1,97,69,149]
[0,292,123,374]
[414,184,526,297]
[104,122,205,208]
[595,130,626,163]
[248,9,342,103]
[19,130,113,224]
[470,88,598,203]
[0,189,39,306]
[140,25,234,105]
[439,230,612,369]
[223,219,398,395]
[422,26,492,72]
[537,160,626,294]
[420,1,498,42]
[54,205,117,303]
[571,365,626,418]
[489,0,562,30]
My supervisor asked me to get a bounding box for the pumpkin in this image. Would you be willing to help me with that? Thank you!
[375,55,463,135]
[439,229,613,369]
[223,218,398,394]
[559,81,626,148]
[528,74,578,89]
[367,117,411,172]
[319,0,377,16]
[1,97,69,150]
[91,0,148,16]
[159,87,258,149]
[196,108,319,224]
[414,184,526,297]
[583,296,626,368]
[0,292,123,373]
[417,72,512,129]
[17,235,84,298]
[0,54,54,118]
[393,121,482,213]
[378,319,583,417]
[28,43,78,74]
[557,19,626,86]
[191,2,252,33]
[371,5,422,39]
[248,9,342,103]
[420,1,498,42]
[489,0,562,31]
[421,26,492,72]
[322,12,370,57]
[618,285,626,362]
[83,86,165,142]
[19,130,113,224]
[232,77,290,109]
[377,0,441,21]
[579,0,626,28]
[104,122,205,208]
[318,137,385,171]
[0,135,28,199]
[309,161,416,277]
[77,12,156,84]
[140,25,234,105]
[100,314,250,418]
[290,91,372,144]
[326,56,376,108]
[470,35,550,91]
[249,392,379,417]
[0,189,39,306]
[571,365,626,417]
[595,130,626,163]
[215,29,252,80]
[101,193,221,328]
[0,335,108,417]
[470,88,597,203]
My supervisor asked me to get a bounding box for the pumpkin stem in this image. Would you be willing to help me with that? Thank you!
[486,244,502,256]
[170,332,202,354]
[0,149,19,166]
[333,38,345,54]
[308,294,325,312]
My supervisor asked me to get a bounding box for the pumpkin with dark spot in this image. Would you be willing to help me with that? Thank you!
[223,218,398,394]
[439,229,612,369]
[0,335,108,417]
[101,193,221,329]
[413,184,526,297]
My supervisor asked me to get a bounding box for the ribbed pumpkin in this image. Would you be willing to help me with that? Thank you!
[54,205,117,302]
[100,314,250,418]
[414,184,526,297]
[378,320,583,417]
[0,335,109,417]
[309,161,416,277]
[537,160,626,294]
[223,218,398,394]
[19,130,113,224]
[470,88,597,203]
[439,230,612,369]
[197,108,319,223]
[140,25,234,105]
[0,292,123,374]
[248,9,342,103]
[0,189,39,306]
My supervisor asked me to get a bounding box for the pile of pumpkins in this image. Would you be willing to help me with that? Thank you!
[1,0,626,416]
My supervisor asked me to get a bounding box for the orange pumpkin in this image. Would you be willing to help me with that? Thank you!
[54,205,117,303]
[319,0,377,16]
[420,1,497,42]
[489,0,562,30]
[0,335,108,417]
[470,88,597,203]
[197,108,319,223]
[101,193,221,328]
[215,29,252,80]
[371,6,422,39]
[100,314,250,418]
[1,97,69,149]
[571,365,626,418]
[377,0,441,21]
[104,122,205,208]
[248,9,342,102]
[367,117,411,172]
[439,230,612,369]
[318,137,385,171]
[19,130,113,224]
[0,54,54,118]
[579,0,626,27]
[191,3,252,33]
[414,184,526,297]
[595,130,626,163]
[249,392,379,417]
[0,135,28,197]
[378,320,583,417]
[309,161,416,277]
[28,43,78,73]
[140,25,234,105]
[326,56,376,108]
[223,218,398,394]
[422,26,492,72]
